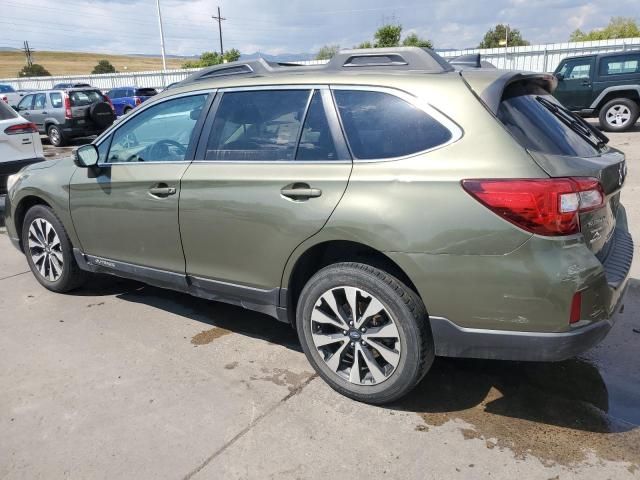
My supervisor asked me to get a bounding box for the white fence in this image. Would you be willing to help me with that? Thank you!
[1,37,639,90]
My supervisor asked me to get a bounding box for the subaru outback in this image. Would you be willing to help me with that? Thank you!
[4,48,633,404]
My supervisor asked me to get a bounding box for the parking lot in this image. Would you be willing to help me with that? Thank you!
[1,126,639,479]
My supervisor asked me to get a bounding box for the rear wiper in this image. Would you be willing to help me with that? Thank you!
[536,96,609,151]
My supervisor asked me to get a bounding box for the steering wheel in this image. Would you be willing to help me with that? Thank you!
[149,139,186,160]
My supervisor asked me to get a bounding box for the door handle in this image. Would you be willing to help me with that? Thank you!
[280,183,322,200]
[149,184,176,197]
[42,111,48,114]
[581,80,591,87]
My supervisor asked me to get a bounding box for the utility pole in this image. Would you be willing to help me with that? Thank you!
[155,0,167,70]
[23,40,33,67]
[212,6,226,57]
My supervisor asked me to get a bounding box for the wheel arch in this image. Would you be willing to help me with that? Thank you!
[592,87,640,111]
[282,239,420,327]
[13,195,53,250]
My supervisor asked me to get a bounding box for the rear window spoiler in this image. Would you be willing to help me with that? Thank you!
[476,72,558,115]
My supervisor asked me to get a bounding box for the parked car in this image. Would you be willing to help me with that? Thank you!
[106,87,158,116]
[0,100,44,195]
[0,84,25,108]
[4,48,633,404]
[553,50,640,131]
[52,83,92,89]
[15,88,116,147]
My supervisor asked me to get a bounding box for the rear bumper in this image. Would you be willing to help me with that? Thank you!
[0,157,45,194]
[61,126,104,138]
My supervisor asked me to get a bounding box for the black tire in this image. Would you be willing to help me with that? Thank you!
[123,106,132,115]
[22,205,87,293]
[47,124,66,147]
[89,101,116,128]
[598,98,639,132]
[296,262,434,404]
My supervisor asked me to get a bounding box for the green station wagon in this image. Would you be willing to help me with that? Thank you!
[4,48,633,403]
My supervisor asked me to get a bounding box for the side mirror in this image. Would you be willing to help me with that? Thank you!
[555,73,565,81]
[74,144,99,168]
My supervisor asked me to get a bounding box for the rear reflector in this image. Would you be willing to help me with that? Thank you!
[4,122,38,134]
[570,291,582,324]
[134,97,142,106]
[462,178,605,236]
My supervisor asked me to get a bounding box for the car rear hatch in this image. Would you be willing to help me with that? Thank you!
[463,70,632,288]
[134,88,157,102]
[67,89,109,128]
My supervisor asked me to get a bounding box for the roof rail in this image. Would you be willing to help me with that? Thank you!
[173,58,286,87]
[449,54,497,70]
[325,47,454,73]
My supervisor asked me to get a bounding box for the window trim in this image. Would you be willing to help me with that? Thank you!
[193,85,352,164]
[330,84,463,163]
[94,89,216,167]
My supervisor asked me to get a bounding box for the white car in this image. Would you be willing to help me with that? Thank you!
[0,99,44,195]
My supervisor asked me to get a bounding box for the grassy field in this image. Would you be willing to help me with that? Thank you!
[0,51,190,78]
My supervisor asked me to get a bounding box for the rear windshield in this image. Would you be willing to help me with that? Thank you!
[0,100,19,120]
[497,83,601,158]
[68,90,104,106]
[135,88,157,97]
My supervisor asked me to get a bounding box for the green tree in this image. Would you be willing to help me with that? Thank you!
[18,64,51,77]
[570,17,640,42]
[478,24,530,48]
[402,32,433,49]
[182,49,241,69]
[316,44,340,60]
[92,59,116,74]
[356,41,373,49]
[374,24,402,47]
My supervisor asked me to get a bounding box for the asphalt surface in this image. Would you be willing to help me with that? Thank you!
[1,129,639,479]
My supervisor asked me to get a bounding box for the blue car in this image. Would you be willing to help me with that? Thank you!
[105,87,157,116]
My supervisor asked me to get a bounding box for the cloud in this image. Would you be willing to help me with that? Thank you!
[2,0,638,57]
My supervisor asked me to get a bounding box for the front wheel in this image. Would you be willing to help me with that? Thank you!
[599,98,639,132]
[296,262,434,404]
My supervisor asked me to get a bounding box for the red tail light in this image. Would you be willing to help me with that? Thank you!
[134,97,142,106]
[462,178,605,236]
[103,94,115,113]
[63,94,72,119]
[4,122,38,134]
[1,95,7,103]
[569,291,582,324]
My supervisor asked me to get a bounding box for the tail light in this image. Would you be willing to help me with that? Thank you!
[4,122,38,134]
[63,94,72,119]
[134,97,142,106]
[103,94,115,113]
[462,178,605,236]
[1,95,7,103]
[569,291,582,324]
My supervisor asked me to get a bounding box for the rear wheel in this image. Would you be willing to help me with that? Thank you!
[296,262,434,404]
[47,124,66,147]
[22,205,86,292]
[599,98,639,132]
[123,106,132,115]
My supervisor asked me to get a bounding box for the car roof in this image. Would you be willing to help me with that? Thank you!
[562,49,640,62]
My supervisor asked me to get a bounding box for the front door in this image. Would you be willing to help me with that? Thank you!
[70,93,209,274]
[554,57,595,110]
[29,93,48,131]
[180,87,352,297]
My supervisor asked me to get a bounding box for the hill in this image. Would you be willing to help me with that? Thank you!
[0,51,190,78]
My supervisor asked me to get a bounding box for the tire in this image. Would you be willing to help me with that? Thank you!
[296,262,434,404]
[89,101,116,128]
[47,124,66,147]
[598,98,639,132]
[22,205,87,293]
[123,107,132,115]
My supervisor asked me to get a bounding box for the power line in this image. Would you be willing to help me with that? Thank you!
[211,6,226,56]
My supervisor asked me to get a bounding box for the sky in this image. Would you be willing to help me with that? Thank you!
[1,0,638,57]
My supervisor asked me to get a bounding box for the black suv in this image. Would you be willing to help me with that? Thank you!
[553,50,640,131]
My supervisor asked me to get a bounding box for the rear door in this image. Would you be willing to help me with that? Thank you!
[554,57,595,110]
[180,86,352,295]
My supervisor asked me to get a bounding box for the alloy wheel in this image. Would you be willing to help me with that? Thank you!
[310,286,401,385]
[28,218,64,281]
[49,127,61,146]
[606,104,631,127]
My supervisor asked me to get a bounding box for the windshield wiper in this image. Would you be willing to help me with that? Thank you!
[536,96,609,151]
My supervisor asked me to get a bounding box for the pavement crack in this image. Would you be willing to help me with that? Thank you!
[182,373,318,480]
[0,271,29,281]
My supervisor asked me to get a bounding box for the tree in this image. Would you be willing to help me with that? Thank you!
[374,24,402,48]
[402,32,433,49]
[92,59,116,74]
[570,17,640,42]
[316,44,340,60]
[18,64,51,77]
[182,49,241,69]
[478,24,530,48]
[356,41,373,49]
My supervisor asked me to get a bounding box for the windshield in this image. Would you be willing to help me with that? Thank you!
[497,82,602,158]
[69,90,104,106]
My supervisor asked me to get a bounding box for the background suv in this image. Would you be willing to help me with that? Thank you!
[15,88,116,146]
[4,48,633,404]
[554,50,640,131]
[106,87,158,116]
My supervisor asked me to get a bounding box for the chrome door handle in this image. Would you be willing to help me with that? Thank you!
[281,184,322,200]
[149,185,176,197]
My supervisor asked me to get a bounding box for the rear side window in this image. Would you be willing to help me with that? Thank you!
[34,93,46,109]
[0,100,18,120]
[50,92,63,108]
[497,83,600,158]
[599,54,640,76]
[69,90,103,106]
[205,89,310,161]
[296,91,338,161]
[135,88,158,97]
[333,90,452,159]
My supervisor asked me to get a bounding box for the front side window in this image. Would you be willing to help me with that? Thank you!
[106,94,207,163]
[205,89,310,161]
[558,59,592,79]
[50,92,63,108]
[334,90,452,160]
[18,95,33,111]
[107,89,121,99]
[600,55,640,76]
